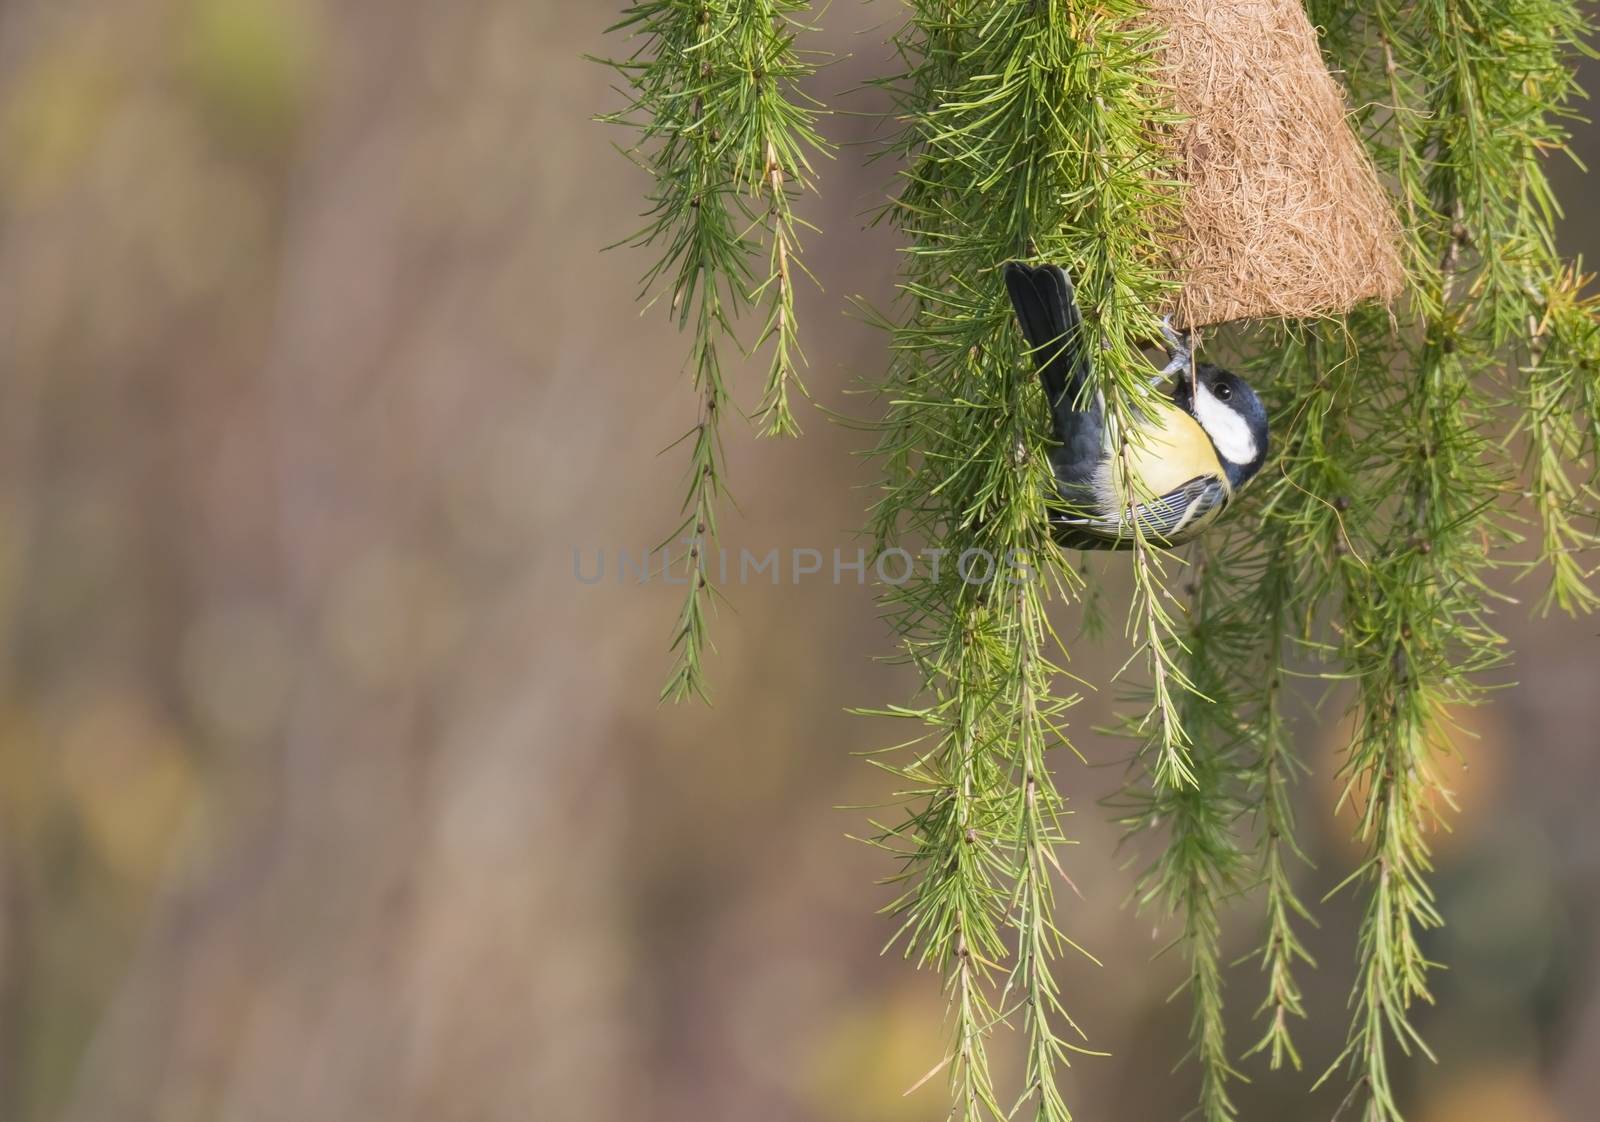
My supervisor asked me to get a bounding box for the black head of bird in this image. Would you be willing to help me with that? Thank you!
[1170,364,1269,492]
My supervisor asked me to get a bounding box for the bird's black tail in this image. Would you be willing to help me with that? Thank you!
[1003,262,1091,432]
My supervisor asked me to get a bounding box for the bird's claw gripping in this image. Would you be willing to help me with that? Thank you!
[1157,314,1193,380]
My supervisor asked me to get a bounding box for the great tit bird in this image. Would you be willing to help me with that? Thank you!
[1003,262,1268,549]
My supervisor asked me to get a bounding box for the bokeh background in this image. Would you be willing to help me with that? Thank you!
[0,2,1597,1120]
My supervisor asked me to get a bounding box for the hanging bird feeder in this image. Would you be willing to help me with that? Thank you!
[1148,0,1405,329]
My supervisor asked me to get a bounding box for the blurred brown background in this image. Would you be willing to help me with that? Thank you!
[0,2,1597,1120]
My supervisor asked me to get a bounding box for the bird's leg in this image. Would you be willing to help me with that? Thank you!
[1156,314,1192,382]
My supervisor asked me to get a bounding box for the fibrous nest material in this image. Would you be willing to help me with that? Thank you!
[1149,0,1405,329]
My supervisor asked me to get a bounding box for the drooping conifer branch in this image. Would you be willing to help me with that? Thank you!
[1116,545,1253,1122]
[1241,561,1316,1077]
[865,4,1178,1119]
[1306,4,1600,1118]
[1234,328,1355,1076]
[1521,268,1600,613]
[596,0,826,700]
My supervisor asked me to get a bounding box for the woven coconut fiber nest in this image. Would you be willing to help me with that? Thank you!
[1148,0,1405,328]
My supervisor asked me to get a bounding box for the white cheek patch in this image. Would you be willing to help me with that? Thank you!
[1193,381,1257,466]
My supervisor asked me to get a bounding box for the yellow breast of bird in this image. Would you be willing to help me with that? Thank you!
[1094,400,1226,508]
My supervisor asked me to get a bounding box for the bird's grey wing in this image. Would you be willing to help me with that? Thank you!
[1056,474,1228,548]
